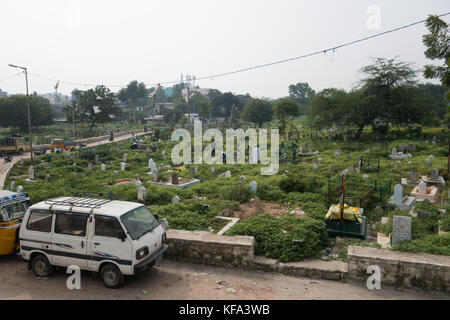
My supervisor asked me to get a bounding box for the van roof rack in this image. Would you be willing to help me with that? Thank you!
[44,197,112,209]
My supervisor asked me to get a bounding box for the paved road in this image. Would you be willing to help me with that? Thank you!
[0,131,149,190]
[0,255,447,300]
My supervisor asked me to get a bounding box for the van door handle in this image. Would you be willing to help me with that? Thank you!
[81,241,84,249]
[94,242,100,246]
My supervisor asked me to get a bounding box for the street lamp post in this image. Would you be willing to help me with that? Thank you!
[8,64,33,164]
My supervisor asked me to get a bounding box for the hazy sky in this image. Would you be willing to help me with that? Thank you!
[0,0,448,98]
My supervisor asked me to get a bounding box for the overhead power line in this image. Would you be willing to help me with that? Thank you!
[11,11,450,89]
[0,72,22,83]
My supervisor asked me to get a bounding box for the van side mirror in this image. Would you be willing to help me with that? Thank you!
[117,230,127,241]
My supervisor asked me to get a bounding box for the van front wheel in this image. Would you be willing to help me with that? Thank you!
[100,264,124,289]
[31,254,54,278]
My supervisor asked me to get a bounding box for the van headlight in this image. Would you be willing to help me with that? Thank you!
[136,246,149,260]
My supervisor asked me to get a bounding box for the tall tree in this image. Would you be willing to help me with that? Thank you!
[242,99,273,127]
[78,85,120,133]
[288,82,315,115]
[211,91,241,117]
[423,14,450,170]
[274,98,299,134]
[0,95,53,130]
[117,80,149,122]
[229,105,240,127]
[188,92,211,118]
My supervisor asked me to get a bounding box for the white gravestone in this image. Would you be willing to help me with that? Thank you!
[250,181,258,192]
[430,169,439,181]
[120,162,126,171]
[418,181,427,194]
[101,164,106,171]
[172,196,180,204]
[28,166,35,180]
[138,186,147,203]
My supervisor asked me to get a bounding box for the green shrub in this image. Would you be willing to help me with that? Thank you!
[377,209,442,240]
[225,214,328,262]
[152,201,227,232]
[219,182,252,202]
[392,233,450,256]
[441,215,450,232]
[279,172,320,193]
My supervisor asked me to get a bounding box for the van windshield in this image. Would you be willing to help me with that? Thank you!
[1,201,27,221]
[121,206,159,240]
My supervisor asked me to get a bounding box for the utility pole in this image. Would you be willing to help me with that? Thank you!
[9,64,33,164]
[73,98,76,141]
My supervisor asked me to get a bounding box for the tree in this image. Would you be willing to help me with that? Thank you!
[170,83,187,101]
[162,104,184,129]
[77,85,120,133]
[189,92,211,118]
[423,15,450,95]
[288,82,315,115]
[309,88,349,132]
[211,91,241,117]
[423,14,450,170]
[229,105,240,127]
[358,57,418,134]
[117,81,149,122]
[0,94,53,130]
[242,99,273,127]
[274,98,299,134]
[63,89,83,124]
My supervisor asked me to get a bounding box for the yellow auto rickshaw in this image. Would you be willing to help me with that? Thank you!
[0,190,30,255]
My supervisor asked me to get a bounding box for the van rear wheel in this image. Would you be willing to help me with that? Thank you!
[31,254,54,278]
[100,264,124,289]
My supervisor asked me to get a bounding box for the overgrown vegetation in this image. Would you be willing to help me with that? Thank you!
[225,214,329,262]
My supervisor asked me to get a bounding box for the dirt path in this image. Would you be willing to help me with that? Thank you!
[0,256,447,300]
[0,131,149,189]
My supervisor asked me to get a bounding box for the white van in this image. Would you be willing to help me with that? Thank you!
[19,197,167,288]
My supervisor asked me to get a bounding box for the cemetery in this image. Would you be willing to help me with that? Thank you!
[3,123,449,272]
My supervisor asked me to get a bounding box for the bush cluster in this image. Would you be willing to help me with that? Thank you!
[225,214,328,262]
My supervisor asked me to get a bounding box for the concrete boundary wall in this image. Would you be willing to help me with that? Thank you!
[165,229,255,268]
[347,245,450,293]
[165,231,450,293]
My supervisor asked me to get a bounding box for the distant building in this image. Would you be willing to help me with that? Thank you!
[0,89,7,98]
[39,92,71,105]
[182,87,211,102]
[164,87,174,97]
